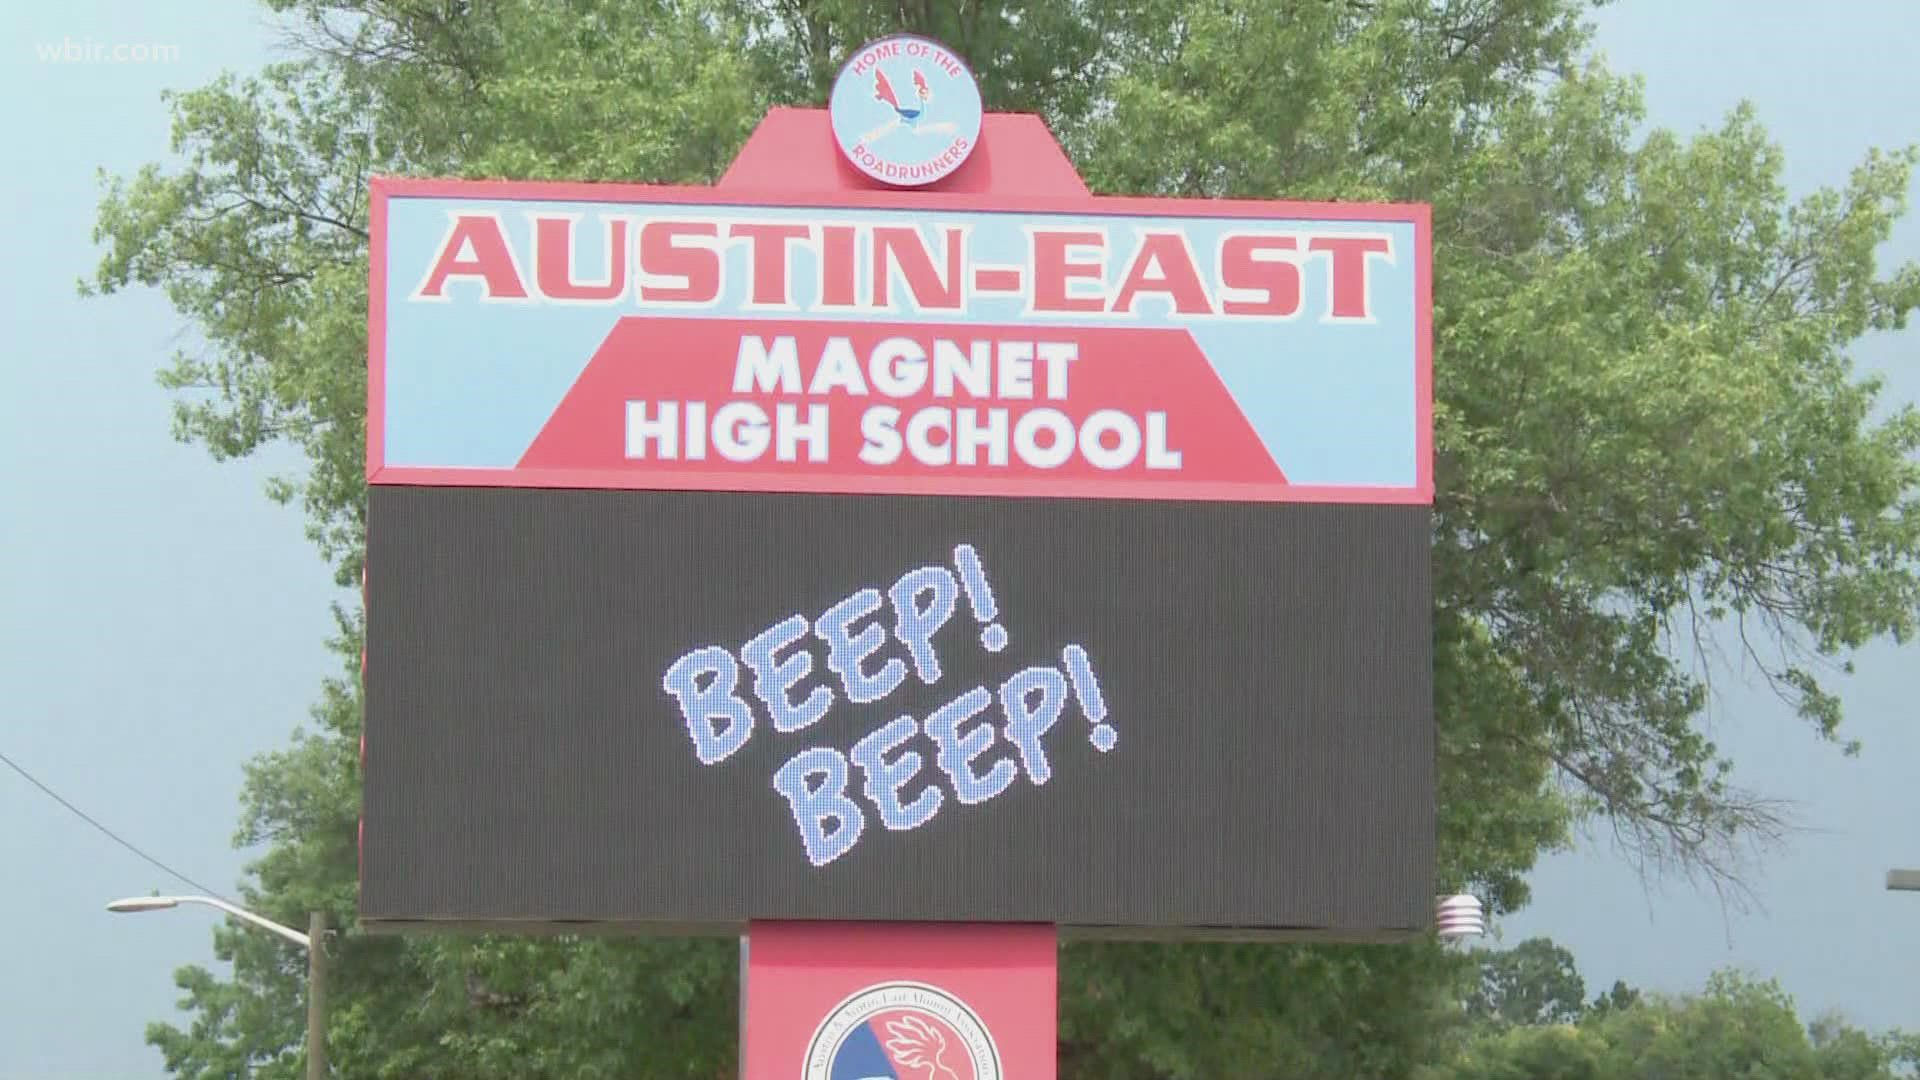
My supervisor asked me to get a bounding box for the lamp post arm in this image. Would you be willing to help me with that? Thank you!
[179,896,313,949]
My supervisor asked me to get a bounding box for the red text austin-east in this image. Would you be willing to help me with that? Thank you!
[409,212,1396,323]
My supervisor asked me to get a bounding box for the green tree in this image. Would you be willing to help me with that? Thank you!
[87,0,1920,1075]
[1426,972,1918,1080]
[1465,938,1589,1028]
[1586,979,1641,1020]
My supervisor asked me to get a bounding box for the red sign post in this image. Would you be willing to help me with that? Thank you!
[743,922,1055,1079]
[728,109,1081,1077]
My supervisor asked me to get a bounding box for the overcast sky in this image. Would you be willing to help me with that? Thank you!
[2,1,1915,1076]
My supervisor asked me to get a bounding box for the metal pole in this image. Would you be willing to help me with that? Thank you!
[738,933,749,1080]
[1889,869,1920,891]
[307,911,328,1080]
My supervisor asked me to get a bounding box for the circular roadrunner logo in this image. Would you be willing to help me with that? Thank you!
[828,34,983,187]
[803,980,1003,1080]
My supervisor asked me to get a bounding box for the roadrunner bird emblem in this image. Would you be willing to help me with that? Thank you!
[862,67,958,145]
[830,33,983,186]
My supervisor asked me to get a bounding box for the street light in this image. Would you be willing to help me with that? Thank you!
[1889,869,1920,892]
[107,895,313,948]
[108,895,329,1079]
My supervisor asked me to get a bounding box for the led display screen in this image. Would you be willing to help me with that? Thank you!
[360,177,1435,938]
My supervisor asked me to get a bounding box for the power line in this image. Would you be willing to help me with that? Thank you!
[0,747,232,902]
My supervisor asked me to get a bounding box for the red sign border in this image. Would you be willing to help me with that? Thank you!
[366,175,1433,505]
